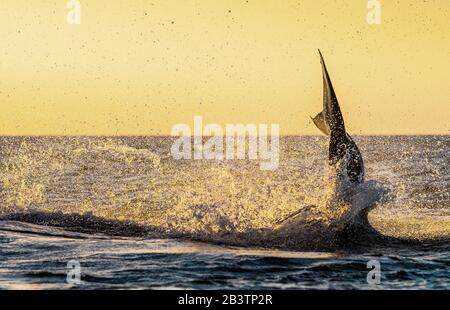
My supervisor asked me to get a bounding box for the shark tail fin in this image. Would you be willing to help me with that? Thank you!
[311,111,330,136]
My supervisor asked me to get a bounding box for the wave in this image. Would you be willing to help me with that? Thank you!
[1,178,448,253]
[0,136,449,252]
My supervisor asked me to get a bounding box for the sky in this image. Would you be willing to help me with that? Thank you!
[0,0,449,135]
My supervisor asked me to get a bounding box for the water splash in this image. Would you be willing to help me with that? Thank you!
[0,136,449,249]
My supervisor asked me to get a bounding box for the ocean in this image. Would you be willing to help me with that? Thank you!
[0,136,448,289]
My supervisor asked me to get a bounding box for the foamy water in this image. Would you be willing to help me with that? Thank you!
[0,136,449,289]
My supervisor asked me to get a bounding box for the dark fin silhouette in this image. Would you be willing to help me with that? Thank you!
[317,49,348,164]
[314,50,365,183]
[317,49,346,136]
[311,112,330,136]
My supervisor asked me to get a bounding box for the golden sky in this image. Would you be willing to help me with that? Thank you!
[0,0,449,135]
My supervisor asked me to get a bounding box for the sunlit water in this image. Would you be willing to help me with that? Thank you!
[0,136,448,289]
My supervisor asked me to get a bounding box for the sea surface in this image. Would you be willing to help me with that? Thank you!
[0,136,449,289]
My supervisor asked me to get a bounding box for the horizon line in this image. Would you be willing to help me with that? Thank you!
[0,133,448,137]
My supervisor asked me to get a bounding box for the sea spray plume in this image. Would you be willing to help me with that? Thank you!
[269,50,385,249]
[160,51,385,249]
[0,136,448,250]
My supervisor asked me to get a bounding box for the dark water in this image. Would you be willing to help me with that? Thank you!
[0,136,448,289]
